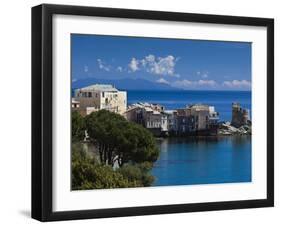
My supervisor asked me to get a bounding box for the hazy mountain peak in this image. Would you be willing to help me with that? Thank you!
[72,77,178,91]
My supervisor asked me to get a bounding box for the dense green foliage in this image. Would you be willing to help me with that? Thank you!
[85,110,159,166]
[71,110,160,190]
[72,111,86,142]
[72,147,155,190]
[117,162,154,187]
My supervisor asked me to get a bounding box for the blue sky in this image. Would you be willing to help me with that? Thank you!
[71,34,251,90]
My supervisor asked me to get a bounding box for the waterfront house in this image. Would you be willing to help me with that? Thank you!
[164,110,178,133]
[74,84,127,115]
[125,103,168,136]
[176,104,219,135]
[190,104,210,131]
[190,104,219,134]
[208,106,220,135]
[176,108,195,134]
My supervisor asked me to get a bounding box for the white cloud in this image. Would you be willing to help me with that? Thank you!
[116,66,123,72]
[171,79,217,89]
[170,79,251,90]
[198,79,216,86]
[146,55,177,76]
[144,54,155,63]
[172,80,193,89]
[128,54,179,77]
[128,58,139,72]
[97,59,110,72]
[196,71,208,78]
[84,65,89,73]
[156,78,170,85]
[222,80,251,89]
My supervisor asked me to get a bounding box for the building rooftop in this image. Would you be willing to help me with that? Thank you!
[144,107,153,112]
[164,110,175,114]
[71,98,80,104]
[77,84,118,92]
[188,104,210,111]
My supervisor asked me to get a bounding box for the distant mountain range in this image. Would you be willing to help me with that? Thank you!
[72,78,178,91]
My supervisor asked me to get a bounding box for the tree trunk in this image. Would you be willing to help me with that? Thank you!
[98,143,103,163]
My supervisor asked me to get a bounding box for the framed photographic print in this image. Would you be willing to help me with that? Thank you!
[32,4,274,221]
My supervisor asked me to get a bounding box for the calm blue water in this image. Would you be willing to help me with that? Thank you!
[152,136,251,186]
[127,90,251,121]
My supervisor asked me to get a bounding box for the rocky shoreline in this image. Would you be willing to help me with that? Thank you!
[218,121,251,136]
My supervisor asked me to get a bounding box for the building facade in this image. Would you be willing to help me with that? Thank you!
[74,84,127,115]
[71,99,80,109]
[126,103,219,136]
[208,106,220,135]
[190,104,210,131]
[165,110,177,133]
[176,108,195,134]
[175,104,219,135]
[125,103,168,136]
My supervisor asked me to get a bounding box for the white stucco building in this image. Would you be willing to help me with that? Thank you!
[74,84,127,115]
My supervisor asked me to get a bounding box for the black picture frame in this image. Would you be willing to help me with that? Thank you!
[32,4,274,222]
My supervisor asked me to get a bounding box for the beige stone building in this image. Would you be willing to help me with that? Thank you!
[125,103,168,136]
[74,84,127,115]
[189,104,210,130]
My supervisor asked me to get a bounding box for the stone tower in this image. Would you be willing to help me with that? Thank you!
[231,102,249,128]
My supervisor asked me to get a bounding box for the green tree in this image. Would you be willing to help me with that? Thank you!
[85,110,159,166]
[72,111,85,142]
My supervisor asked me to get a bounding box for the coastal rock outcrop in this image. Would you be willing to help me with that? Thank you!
[218,121,251,136]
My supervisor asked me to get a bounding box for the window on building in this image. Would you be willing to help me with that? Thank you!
[102,92,104,98]
[88,92,92,97]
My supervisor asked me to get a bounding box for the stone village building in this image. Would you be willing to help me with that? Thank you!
[175,104,219,135]
[125,103,219,136]
[125,103,168,136]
